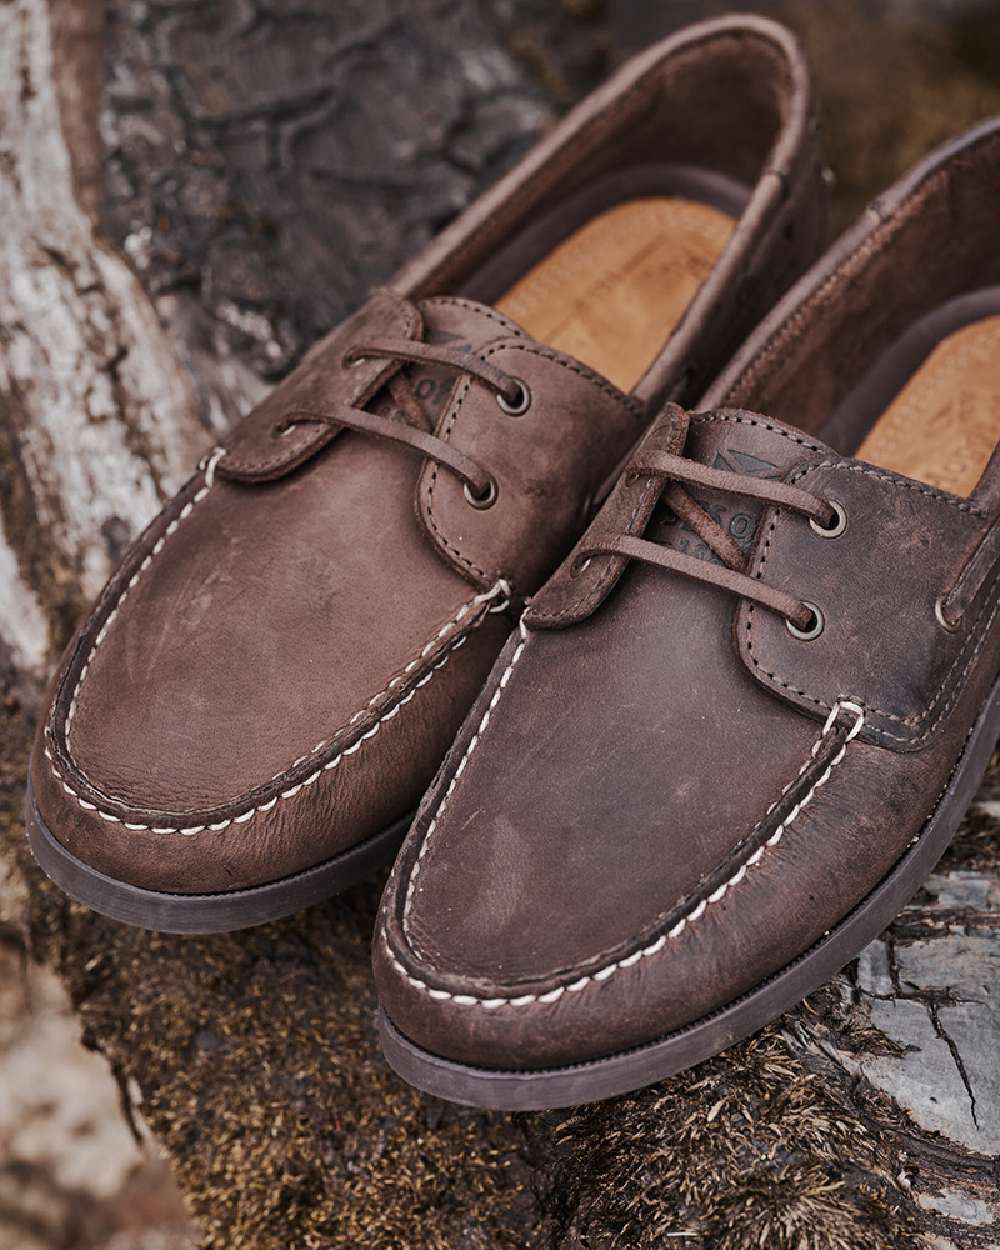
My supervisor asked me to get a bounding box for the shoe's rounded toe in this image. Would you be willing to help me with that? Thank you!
[29,608,503,908]
[28,445,512,914]
[373,622,925,1102]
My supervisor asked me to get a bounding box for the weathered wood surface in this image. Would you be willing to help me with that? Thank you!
[1,2,999,1247]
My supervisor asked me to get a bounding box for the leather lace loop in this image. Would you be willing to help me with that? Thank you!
[280,326,517,500]
[579,448,835,632]
[281,404,496,498]
[344,337,523,409]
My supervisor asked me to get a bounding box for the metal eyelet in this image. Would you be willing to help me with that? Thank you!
[786,602,824,641]
[809,499,847,539]
[464,477,498,509]
[496,378,531,416]
[935,595,960,633]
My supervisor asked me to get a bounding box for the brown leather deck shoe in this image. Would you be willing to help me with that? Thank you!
[26,15,825,933]
[376,117,1000,1108]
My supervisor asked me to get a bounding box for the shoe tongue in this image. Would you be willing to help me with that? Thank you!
[685,408,831,479]
[418,295,528,353]
[372,296,532,426]
[652,408,834,560]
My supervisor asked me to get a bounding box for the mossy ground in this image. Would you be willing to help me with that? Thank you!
[2,803,532,1247]
[528,1023,924,1250]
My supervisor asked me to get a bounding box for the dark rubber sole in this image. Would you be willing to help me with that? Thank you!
[25,782,410,935]
[379,675,1000,1110]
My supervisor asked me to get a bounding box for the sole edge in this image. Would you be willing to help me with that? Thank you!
[25,783,410,935]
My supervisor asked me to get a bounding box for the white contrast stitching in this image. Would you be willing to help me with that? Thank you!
[401,615,531,943]
[64,447,226,746]
[389,699,864,1008]
[277,579,511,774]
[49,550,509,835]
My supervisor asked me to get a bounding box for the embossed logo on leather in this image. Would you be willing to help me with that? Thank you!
[426,327,467,347]
[661,445,780,562]
[407,328,472,416]
[712,448,779,479]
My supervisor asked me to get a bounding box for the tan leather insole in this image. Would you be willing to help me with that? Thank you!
[496,198,735,392]
[858,317,1000,497]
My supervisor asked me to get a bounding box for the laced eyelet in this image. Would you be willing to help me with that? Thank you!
[809,499,847,538]
[786,602,824,641]
[935,595,960,633]
[496,378,531,416]
[464,476,498,509]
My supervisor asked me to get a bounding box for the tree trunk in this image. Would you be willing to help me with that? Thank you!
[1,2,998,1248]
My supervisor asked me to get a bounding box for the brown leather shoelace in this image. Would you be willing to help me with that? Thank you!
[278,334,521,505]
[576,449,840,632]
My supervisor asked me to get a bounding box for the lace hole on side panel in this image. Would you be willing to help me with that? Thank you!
[496,378,531,416]
[809,499,847,538]
[464,477,498,510]
[935,595,960,633]
[786,602,824,641]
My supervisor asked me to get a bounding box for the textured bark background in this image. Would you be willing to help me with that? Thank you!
[2,2,1000,1248]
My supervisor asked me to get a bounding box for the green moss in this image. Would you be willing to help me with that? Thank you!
[526,1015,923,1249]
[18,863,535,1248]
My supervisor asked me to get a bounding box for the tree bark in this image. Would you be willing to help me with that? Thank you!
[1,2,998,1248]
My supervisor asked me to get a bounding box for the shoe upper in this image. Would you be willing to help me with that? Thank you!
[31,14,825,895]
[375,118,1000,1071]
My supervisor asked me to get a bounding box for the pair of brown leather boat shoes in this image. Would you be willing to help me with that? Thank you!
[27,15,1000,1110]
